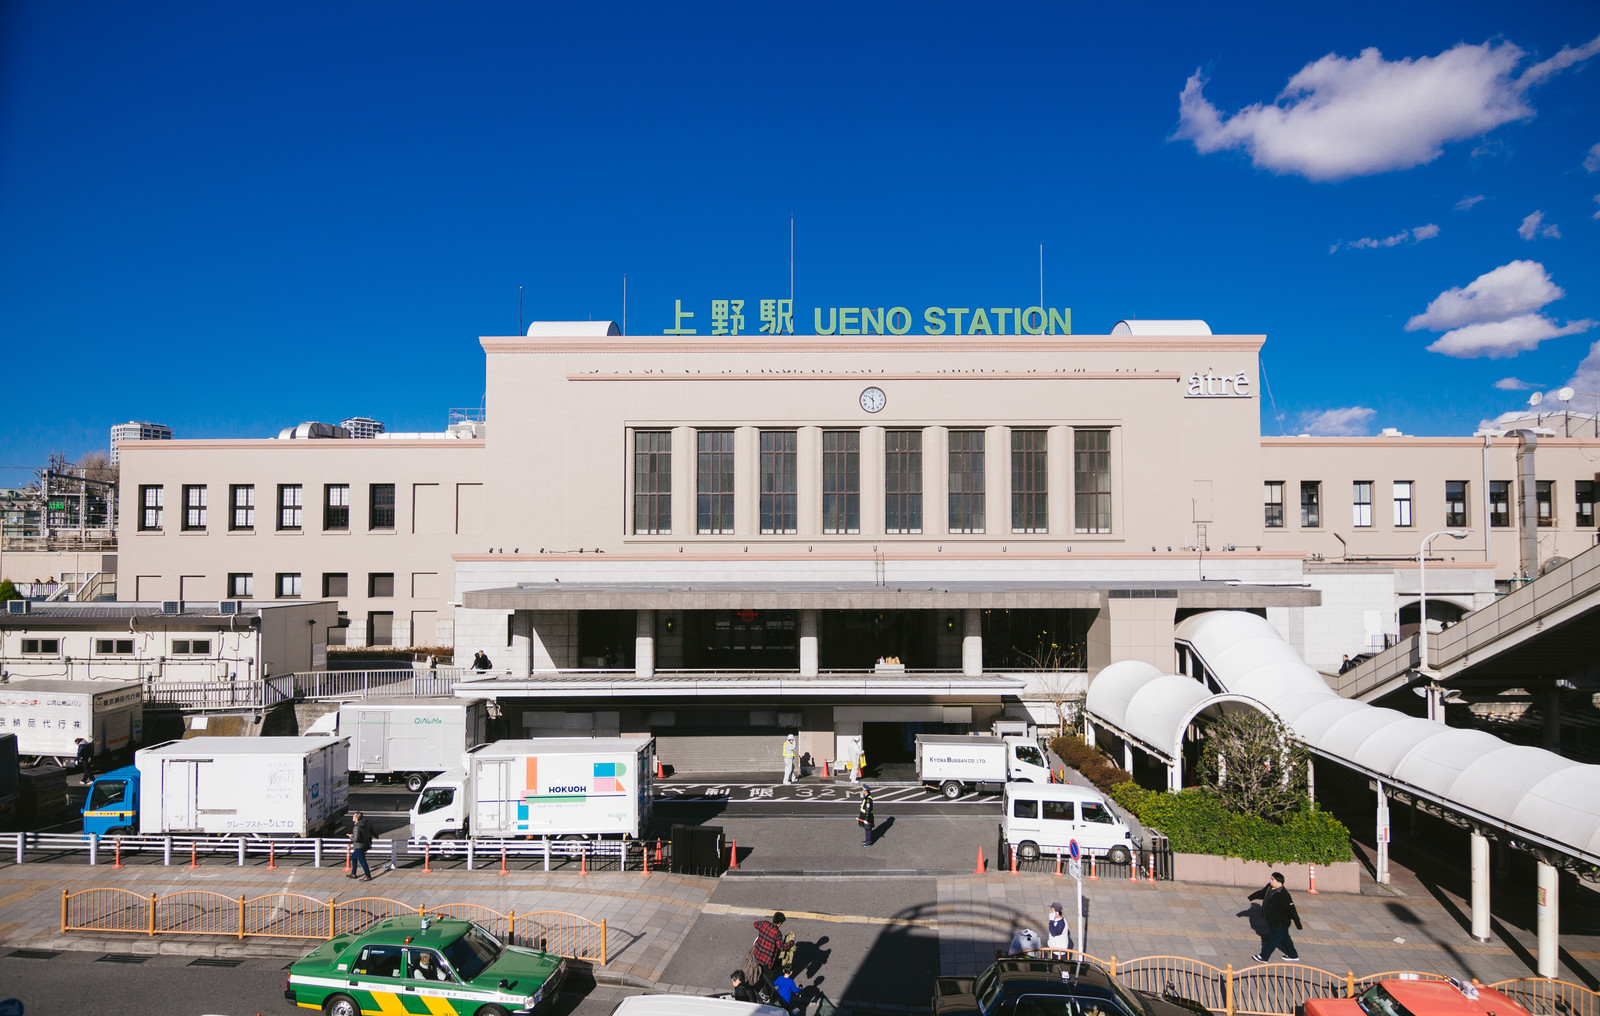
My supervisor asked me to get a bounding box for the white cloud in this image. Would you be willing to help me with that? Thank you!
[1518,210,1560,240]
[1296,407,1377,436]
[1593,195,1600,220]
[1332,223,1439,252]
[1585,143,1600,173]
[1492,377,1540,390]
[1174,34,1600,181]
[1406,260,1564,331]
[1425,314,1594,358]
[1456,194,1487,211]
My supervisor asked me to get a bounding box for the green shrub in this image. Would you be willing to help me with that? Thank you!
[1048,735,1131,794]
[1110,784,1352,864]
[0,579,19,602]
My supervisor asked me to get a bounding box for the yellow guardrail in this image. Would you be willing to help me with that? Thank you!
[1031,950,1597,1016]
[61,888,607,965]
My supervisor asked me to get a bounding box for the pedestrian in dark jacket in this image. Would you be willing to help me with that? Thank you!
[347,811,374,881]
[75,737,94,778]
[858,785,875,847]
[1247,871,1303,962]
[730,970,762,1003]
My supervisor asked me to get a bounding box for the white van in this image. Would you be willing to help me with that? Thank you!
[611,995,788,1016]
[1001,783,1137,865]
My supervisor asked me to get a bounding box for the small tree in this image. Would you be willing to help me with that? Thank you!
[1013,634,1085,735]
[1197,709,1308,821]
[0,579,19,602]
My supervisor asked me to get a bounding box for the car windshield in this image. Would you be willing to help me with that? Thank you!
[442,923,503,981]
[417,787,455,814]
[1356,985,1416,1016]
[975,968,1000,1015]
[87,780,127,811]
[1016,745,1046,768]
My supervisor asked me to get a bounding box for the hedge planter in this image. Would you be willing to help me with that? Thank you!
[1172,854,1361,894]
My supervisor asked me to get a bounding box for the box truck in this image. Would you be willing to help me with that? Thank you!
[307,697,489,791]
[915,733,1052,798]
[411,738,653,841]
[0,679,143,764]
[81,736,350,837]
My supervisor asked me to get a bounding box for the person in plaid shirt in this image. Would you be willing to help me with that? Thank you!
[752,912,787,995]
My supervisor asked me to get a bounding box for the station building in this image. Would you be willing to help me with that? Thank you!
[112,320,1600,772]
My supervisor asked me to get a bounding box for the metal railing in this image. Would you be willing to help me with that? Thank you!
[294,669,464,699]
[995,829,1173,881]
[61,888,606,963]
[143,674,296,710]
[1022,951,1598,1016]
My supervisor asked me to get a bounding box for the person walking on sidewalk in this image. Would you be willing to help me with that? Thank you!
[858,784,875,846]
[782,733,798,784]
[751,912,786,995]
[75,737,95,779]
[1248,871,1303,962]
[347,810,374,881]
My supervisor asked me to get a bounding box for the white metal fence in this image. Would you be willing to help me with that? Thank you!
[293,669,464,700]
[143,675,297,710]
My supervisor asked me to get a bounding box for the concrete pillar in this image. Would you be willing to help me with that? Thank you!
[1306,757,1316,808]
[1375,783,1391,885]
[1536,860,1559,977]
[1470,832,1491,942]
[798,609,819,677]
[1166,761,1180,792]
[1083,717,1095,749]
[961,608,982,677]
[1122,741,1133,773]
[634,610,655,679]
[1543,685,1562,753]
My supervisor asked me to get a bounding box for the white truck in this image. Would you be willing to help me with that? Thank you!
[83,736,350,837]
[307,697,490,792]
[916,732,1052,798]
[0,679,143,764]
[411,737,653,841]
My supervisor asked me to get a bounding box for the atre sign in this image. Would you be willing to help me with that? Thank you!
[1187,370,1251,398]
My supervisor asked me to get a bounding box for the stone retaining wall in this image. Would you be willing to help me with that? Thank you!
[1173,853,1361,893]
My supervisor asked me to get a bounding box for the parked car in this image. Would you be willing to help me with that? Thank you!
[1305,978,1533,1016]
[934,957,1209,1016]
[285,915,566,1016]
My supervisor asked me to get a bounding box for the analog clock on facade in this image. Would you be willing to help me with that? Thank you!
[859,386,886,413]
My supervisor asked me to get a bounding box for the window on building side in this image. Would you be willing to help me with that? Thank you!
[1577,481,1595,529]
[1264,482,1284,528]
[369,483,395,530]
[885,429,924,534]
[21,638,60,655]
[632,431,672,535]
[277,573,301,598]
[328,611,348,646]
[1537,481,1554,527]
[323,573,348,598]
[1300,481,1321,528]
[1445,481,1468,528]
[138,485,164,530]
[228,573,253,598]
[95,639,134,655]
[229,484,254,530]
[1074,430,1111,534]
[324,484,350,530]
[696,430,735,534]
[278,484,303,530]
[760,430,798,535]
[949,430,986,534]
[182,485,207,530]
[369,572,394,597]
[1490,480,1510,528]
[822,430,860,534]
[1011,430,1047,534]
[368,611,394,647]
[1392,481,1413,527]
[1352,482,1373,528]
[171,639,211,654]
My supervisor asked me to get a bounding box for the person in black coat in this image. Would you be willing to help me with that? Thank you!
[730,970,762,1003]
[858,785,875,847]
[75,737,95,779]
[1247,871,1303,962]
[347,811,374,881]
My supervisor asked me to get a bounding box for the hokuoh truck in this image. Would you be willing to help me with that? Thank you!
[411,738,653,841]
[307,696,490,791]
[915,732,1052,798]
[0,678,143,764]
[82,736,349,837]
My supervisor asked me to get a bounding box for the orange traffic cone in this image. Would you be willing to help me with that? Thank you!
[580,845,588,876]
[1009,845,1018,874]
[423,841,432,873]
[268,841,277,871]
[113,838,124,869]
[1088,853,1098,880]
[655,838,663,863]
[655,757,665,779]
[1307,864,1320,894]
[1054,851,1063,877]
[729,839,740,869]
[344,844,352,874]
[974,846,986,874]
[499,842,508,876]
[1146,853,1156,883]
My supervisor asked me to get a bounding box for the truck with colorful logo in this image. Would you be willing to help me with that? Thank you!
[409,738,653,841]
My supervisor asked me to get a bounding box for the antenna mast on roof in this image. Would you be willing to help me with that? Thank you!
[789,214,795,334]
[518,286,523,336]
[1039,245,1044,326]
[623,274,627,336]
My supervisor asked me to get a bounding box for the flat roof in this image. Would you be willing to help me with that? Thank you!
[0,600,331,629]
[0,678,142,695]
[140,736,343,755]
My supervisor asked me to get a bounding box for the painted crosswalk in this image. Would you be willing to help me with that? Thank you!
[654,782,999,804]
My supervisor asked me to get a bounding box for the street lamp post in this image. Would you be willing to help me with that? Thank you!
[1418,528,1470,722]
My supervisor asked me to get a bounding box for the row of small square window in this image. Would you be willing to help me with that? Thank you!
[18,638,210,656]
[137,483,396,532]
[1265,480,1597,529]
[224,572,394,599]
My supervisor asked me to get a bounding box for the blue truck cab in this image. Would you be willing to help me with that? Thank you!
[82,765,140,837]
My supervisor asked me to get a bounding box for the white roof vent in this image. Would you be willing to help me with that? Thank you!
[1110,320,1212,336]
[1381,427,1404,437]
[525,321,621,337]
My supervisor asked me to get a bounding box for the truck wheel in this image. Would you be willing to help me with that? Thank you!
[1108,845,1132,866]
[940,781,963,800]
[405,773,425,793]
[323,994,360,1016]
[1018,841,1040,862]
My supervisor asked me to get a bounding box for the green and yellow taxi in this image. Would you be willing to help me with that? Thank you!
[285,915,566,1016]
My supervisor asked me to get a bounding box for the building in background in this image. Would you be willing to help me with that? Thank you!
[340,416,387,439]
[109,421,172,466]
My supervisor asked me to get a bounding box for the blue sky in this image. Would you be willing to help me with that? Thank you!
[3,1,1598,480]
